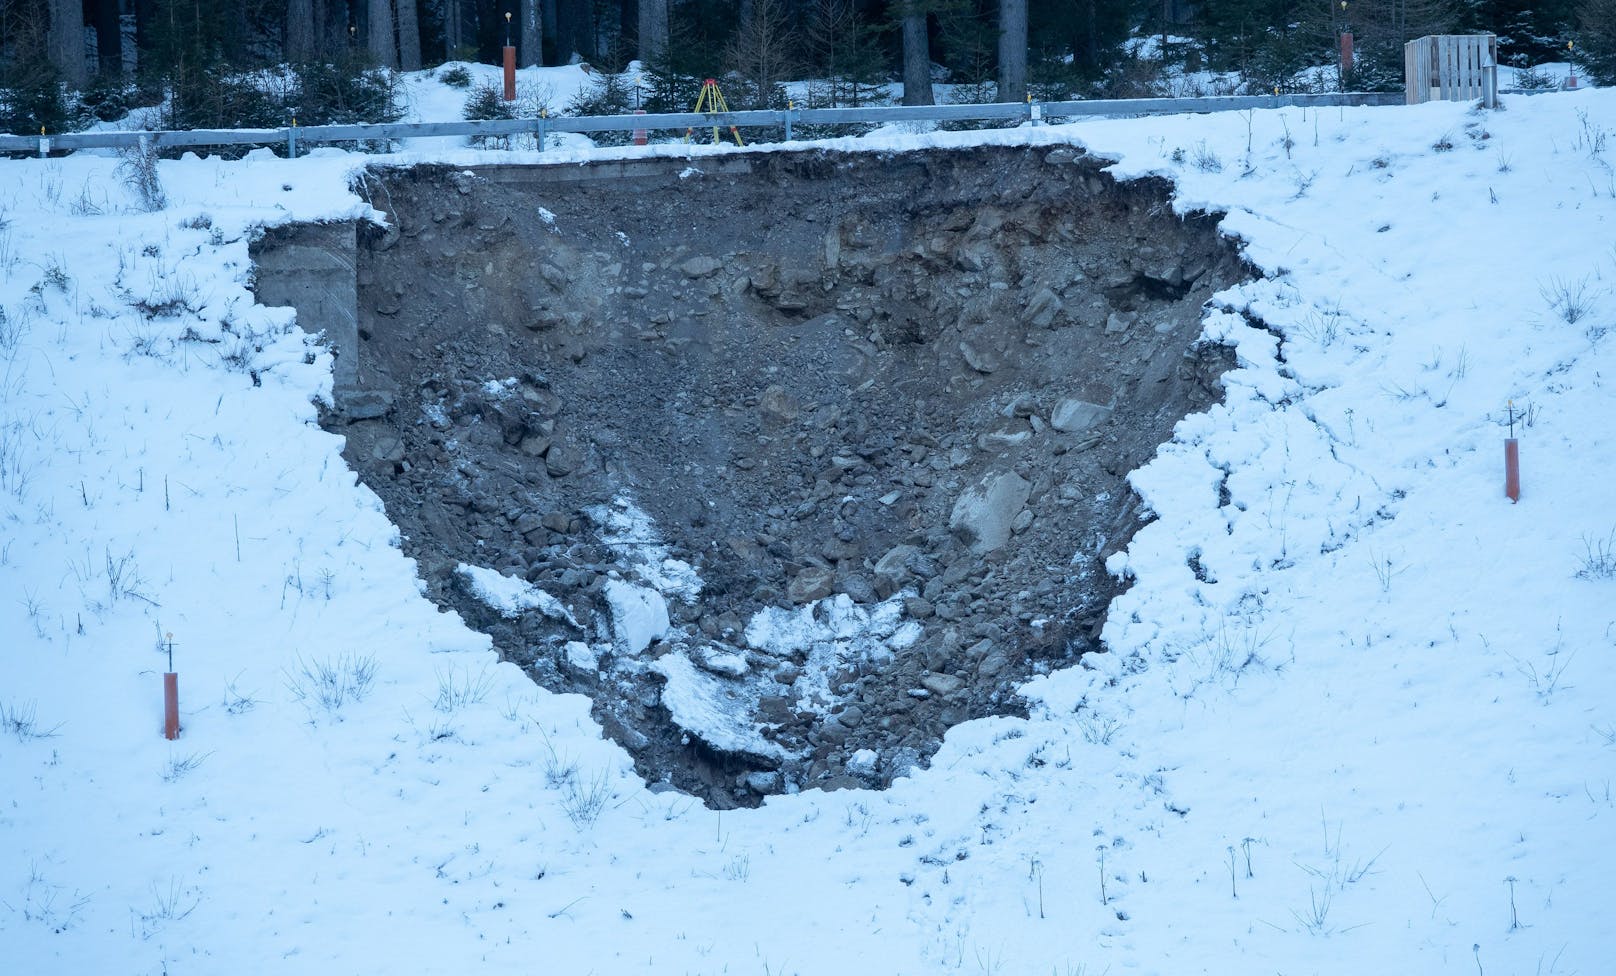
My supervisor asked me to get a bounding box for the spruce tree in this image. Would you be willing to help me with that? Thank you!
[1574,0,1616,83]
[1,3,81,135]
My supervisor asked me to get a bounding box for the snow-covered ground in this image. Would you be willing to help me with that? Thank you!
[2,71,1613,975]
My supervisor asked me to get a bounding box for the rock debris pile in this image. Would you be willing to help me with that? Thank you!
[333,145,1243,806]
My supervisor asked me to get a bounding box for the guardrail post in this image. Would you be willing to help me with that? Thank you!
[287,121,298,159]
[537,114,547,151]
[783,105,794,141]
[38,134,49,158]
[1029,102,1043,126]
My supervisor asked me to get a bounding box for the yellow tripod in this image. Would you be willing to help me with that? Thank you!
[686,78,744,147]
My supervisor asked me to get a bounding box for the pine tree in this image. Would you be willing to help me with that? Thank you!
[1574,0,1616,83]
[1,2,81,135]
[1462,0,1577,65]
[937,0,996,94]
[1032,0,1137,91]
[803,0,854,105]
[1344,0,1461,90]
[638,18,695,112]
[725,0,794,108]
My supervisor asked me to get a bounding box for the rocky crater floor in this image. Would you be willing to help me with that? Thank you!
[329,145,1245,806]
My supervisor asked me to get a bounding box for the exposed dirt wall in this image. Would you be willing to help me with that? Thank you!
[330,145,1244,806]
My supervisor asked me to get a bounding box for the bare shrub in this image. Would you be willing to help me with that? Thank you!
[116,138,168,213]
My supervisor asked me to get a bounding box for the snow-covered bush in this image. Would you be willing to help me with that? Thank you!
[438,64,474,89]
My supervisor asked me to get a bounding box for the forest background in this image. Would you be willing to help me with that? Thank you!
[0,0,1611,140]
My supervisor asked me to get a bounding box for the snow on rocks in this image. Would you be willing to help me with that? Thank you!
[562,639,600,674]
[650,651,787,764]
[456,562,578,625]
[745,594,910,713]
[588,496,703,601]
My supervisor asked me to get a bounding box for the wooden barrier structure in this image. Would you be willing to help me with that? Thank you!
[1405,35,1499,108]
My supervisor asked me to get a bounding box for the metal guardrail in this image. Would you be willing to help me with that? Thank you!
[0,91,1405,157]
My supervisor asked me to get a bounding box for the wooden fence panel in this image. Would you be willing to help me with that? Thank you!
[1406,35,1497,107]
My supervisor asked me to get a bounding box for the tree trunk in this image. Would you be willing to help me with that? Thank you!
[135,0,155,61]
[901,11,933,105]
[520,0,542,66]
[92,0,121,75]
[638,0,667,67]
[996,0,1027,103]
[554,0,591,62]
[442,0,462,58]
[49,0,87,87]
[369,0,397,67]
[398,0,423,69]
[332,0,357,55]
[621,0,637,59]
[310,0,336,56]
[288,0,317,61]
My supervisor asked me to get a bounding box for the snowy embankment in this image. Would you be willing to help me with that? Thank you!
[2,83,1613,975]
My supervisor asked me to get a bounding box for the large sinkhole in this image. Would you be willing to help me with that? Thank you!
[269,146,1245,807]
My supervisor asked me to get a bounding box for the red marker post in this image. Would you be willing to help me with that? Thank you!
[162,632,180,739]
[1504,402,1521,503]
[1337,3,1353,89]
[502,12,516,101]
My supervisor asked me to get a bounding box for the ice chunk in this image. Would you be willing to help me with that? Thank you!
[605,578,669,654]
